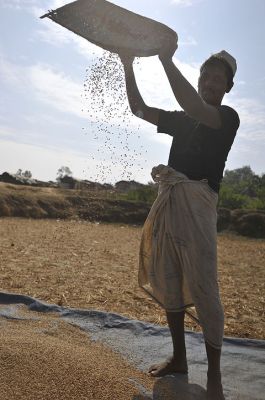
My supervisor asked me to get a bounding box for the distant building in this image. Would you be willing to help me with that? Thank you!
[58,175,76,189]
[0,172,57,188]
[115,180,144,192]
[73,179,112,191]
[0,172,37,186]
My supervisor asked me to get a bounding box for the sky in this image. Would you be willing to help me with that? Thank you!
[0,0,265,183]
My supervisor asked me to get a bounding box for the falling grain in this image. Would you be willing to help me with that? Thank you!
[82,51,146,182]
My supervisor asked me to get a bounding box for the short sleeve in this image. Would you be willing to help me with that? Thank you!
[219,105,240,136]
[157,110,186,137]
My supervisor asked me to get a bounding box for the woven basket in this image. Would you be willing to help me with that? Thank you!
[41,0,178,57]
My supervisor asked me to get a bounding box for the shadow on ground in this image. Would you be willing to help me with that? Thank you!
[132,374,207,400]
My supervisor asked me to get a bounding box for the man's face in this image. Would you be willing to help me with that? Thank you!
[198,63,228,106]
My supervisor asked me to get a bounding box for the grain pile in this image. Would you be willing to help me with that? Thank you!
[0,306,152,400]
[83,52,147,182]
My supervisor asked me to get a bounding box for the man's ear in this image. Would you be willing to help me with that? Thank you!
[226,81,234,93]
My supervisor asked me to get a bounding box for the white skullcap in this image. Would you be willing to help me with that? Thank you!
[212,50,237,76]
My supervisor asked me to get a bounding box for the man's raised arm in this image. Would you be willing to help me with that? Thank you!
[158,44,222,129]
[120,55,160,126]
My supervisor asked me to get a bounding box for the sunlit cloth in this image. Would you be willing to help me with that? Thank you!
[139,164,224,349]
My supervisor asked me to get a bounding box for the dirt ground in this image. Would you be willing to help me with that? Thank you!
[0,218,264,340]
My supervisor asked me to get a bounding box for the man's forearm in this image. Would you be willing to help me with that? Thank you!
[123,63,146,116]
[160,58,204,118]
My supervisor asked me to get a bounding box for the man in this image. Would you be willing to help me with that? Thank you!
[119,39,240,400]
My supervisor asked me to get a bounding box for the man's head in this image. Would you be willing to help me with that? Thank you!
[198,50,236,106]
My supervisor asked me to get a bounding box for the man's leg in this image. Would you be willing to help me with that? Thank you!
[148,310,188,377]
[205,341,225,400]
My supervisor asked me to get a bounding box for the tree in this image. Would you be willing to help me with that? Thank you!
[223,166,264,198]
[218,185,249,209]
[15,169,32,179]
[16,169,22,176]
[223,166,255,185]
[23,170,32,179]
[259,173,265,187]
[56,166,73,181]
[219,166,265,210]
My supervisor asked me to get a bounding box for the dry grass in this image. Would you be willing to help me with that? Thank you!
[0,182,150,223]
[0,218,264,340]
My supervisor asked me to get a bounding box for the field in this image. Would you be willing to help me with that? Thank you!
[0,218,264,340]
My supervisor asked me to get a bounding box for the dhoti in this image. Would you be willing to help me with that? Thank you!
[138,164,224,349]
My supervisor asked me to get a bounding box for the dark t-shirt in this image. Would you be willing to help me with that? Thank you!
[157,105,240,193]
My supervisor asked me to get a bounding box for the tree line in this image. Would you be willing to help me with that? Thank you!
[125,166,265,210]
[219,166,265,210]
[12,165,265,210]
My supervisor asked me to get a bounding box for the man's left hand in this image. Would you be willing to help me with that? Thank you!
[158,37,178,62]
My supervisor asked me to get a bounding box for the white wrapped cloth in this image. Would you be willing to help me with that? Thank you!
[139,165,224,349]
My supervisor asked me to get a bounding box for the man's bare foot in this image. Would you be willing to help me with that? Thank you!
[148,356,188,377]
[207,372,225,400]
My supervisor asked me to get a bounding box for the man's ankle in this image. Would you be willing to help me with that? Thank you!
[207,370,222,380]
[173,351,187,361]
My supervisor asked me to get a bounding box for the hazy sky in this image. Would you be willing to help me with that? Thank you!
[1,0,264,183]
